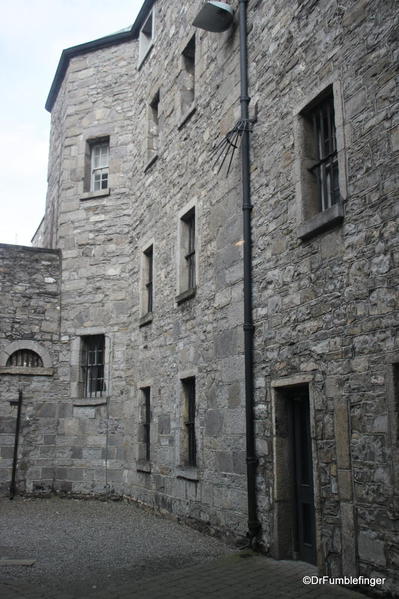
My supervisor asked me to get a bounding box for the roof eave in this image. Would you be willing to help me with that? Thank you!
[45,0,156,113]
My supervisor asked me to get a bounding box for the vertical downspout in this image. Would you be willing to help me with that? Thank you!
[239,0,261,544]
[10,389,23,499]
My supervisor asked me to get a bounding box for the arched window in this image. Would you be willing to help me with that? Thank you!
[6,349,44,368]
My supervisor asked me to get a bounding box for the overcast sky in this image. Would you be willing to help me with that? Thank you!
[0,0,144,246]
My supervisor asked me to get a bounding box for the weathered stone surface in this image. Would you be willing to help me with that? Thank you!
[0,0,397,590]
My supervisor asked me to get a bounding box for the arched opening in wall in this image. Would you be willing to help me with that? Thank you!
[6,350,44,368]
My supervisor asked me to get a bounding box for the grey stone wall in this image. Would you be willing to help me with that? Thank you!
[0,244,64,494]
[247,0,399,592]
[23,0,399,592]
[35,0,251,540]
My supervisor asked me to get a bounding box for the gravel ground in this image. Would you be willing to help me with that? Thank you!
[0,496,234,598]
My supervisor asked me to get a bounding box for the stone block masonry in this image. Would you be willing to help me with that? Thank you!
[0,244,65,495]
[2,0,398,595]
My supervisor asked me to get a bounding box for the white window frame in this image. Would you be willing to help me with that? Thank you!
[90,141,109,192]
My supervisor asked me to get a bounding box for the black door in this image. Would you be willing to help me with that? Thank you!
[290,390,316,565]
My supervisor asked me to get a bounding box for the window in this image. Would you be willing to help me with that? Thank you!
[306,95,339,212]
[146,91,160,167]
[138,9,154,65]
[296,84,345,240]
[144,244,153,314]
[179,36,196,125]
[90,141,109,192]
[141,387,151,462]
[182,377,196,467]
[178,207,196,301]
[80,335,105,398]
[6,350,43,368]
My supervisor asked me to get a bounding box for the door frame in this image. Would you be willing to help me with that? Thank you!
[270,375,322,568]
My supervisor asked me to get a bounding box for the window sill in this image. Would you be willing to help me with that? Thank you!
[297,202,344,241]
[73,398,107,407]
[137,462,152,474]
[144,153,159,173]
[176,466,199,482]
[176,287,196,305]
[0,367,54,376]
[80,189,110,202]
[178,104,197,130]
[139,312,153,327]
[137,43,154,70]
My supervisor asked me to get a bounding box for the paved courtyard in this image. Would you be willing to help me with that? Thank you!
[0,497,372,599]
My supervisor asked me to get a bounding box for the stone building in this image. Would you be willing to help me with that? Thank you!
[1,0,398,594]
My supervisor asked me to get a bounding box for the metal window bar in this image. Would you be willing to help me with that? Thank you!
[7,350,43,368]
[184,379,196,467]
[81,336,105,398]
[143,388,151,462]
[145,247,153,313]
[309,97,339,212]
[184,213,195,289]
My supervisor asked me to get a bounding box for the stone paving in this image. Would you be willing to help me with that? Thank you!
[1,551,371,599]
[0,498,379,599]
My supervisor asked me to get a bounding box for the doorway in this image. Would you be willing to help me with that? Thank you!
[272,382,317,565]
[288,389,316,564]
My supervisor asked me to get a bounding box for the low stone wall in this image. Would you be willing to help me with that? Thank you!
[0,244,64,495]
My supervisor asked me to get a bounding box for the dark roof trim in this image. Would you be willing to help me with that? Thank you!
[45,0,156,112]
[31,215,45,244]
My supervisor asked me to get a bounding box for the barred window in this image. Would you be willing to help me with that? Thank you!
[308,96,339,212]
[144,245,153,314]
[142,387,151,462]
[81,335,105,398]
[6,350,43,368]
[182,377,196,467]
[182,208,196,291]
[296,85,345,240]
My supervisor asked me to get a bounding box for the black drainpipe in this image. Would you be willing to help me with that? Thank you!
[10,389,23,499]
[239,0,261,544]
